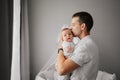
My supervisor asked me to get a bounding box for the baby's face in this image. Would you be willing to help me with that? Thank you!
[62,29,73,42]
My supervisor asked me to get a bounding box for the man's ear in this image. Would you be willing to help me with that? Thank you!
[81,23,86,30]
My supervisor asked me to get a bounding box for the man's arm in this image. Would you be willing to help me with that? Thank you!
[55,50,80,75]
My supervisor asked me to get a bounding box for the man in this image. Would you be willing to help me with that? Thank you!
[56,11,99,80]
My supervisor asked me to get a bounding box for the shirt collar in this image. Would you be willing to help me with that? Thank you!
[75,35,91,48]
[79,35,91,44]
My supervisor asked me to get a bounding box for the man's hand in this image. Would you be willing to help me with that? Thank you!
[56,50,79,75]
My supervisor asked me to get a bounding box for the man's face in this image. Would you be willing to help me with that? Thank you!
[71,17,82,37]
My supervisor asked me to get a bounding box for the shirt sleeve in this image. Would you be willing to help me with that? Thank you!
[70,45,91,66]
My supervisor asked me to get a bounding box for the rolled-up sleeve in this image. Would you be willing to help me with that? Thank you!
[70,45,91,66]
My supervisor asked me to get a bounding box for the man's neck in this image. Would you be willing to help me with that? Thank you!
[79,32,90,39]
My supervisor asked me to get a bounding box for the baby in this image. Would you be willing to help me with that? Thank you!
[56,27,75,80]
[61,27,75,57]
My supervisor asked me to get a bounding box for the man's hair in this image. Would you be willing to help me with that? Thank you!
[72,11,93,32]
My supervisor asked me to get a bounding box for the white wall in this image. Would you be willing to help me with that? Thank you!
[28,0,120,80]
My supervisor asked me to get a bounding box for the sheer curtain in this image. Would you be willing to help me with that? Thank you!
[10,0,29,80]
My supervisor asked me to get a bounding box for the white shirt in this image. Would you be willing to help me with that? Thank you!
[70,35,99,80]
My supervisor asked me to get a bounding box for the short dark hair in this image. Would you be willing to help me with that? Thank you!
[72,11,93,32]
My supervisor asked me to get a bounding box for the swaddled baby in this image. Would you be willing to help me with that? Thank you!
[56,26,75,80]
[61,27,75,57]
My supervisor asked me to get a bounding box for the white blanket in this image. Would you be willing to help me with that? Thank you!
[35,70,116,80]
[96,71,116,80]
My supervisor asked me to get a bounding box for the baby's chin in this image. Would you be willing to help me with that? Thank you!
[67,39,73,42]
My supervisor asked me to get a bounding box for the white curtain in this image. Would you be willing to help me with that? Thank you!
[10,0,21,80]
[11,0,30,80]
